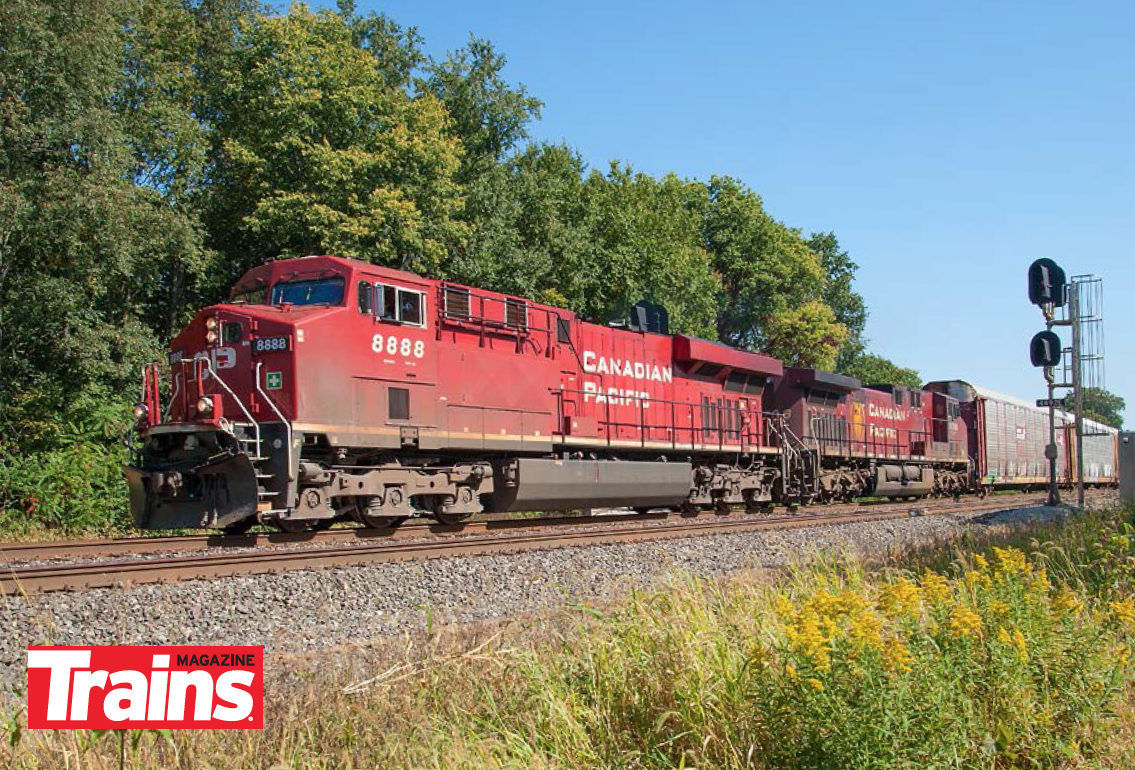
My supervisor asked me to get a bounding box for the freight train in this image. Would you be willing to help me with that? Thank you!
[124,255,1118,532]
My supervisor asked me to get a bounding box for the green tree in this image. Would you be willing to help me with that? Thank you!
[698,176,845,361]
[581,164,718,337]
[1077,387,1125,429]
[455,142,592,300]
[457,149,718,337]
[0,0,209,398]
[762,301,849,370]
[204,3,467,280]
[839,352,923,389]
[808,231,867,369]
[0,0,218,531]
[425,36,543,183]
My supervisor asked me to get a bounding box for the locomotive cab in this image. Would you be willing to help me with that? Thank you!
[125,257,359,531]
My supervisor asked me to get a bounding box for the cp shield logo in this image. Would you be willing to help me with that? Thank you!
[27,646,263,729]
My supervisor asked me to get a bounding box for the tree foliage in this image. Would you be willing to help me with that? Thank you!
[1077,387,1125,429]
[205,3,467,278]
[839,352,923,389]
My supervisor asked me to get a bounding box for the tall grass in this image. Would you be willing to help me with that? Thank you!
[4,504,1134,769]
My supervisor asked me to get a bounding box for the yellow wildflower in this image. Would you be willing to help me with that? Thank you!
[806,678,825,692]
[996,626,1028,662]
[920,570,952,603]
[805,587,863,619]
[949,605,983,638]
[1012,628,1029,663]
[1114,645,1131,666]
[973,554,990,571]
[1027,567,1051,592]
[988,600,1010,618]
[1051,588,1082,618]
[785,663,798,679]
[883,638,914,672]
[992,547,1029,576]
[878,578,921,619]
[848,609,884,651]
[965,570,992,589]
[783,607,833,671]
[774,594,795,619]
[1109,599,1135,626]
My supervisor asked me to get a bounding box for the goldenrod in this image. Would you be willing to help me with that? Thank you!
[949,605,983,638]
[920,570,952,603]
[1108,599,1135,626]
[1051,588,1082,618]
[877,577,921,619]
[1012,628,1029,663]
[883,638,914,672]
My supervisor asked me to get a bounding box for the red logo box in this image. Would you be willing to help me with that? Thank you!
[27,646,263,729]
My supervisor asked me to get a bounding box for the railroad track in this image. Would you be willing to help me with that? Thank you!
[0,494,1049,563]
[0,491,1088,563]
[0,493,1100,596]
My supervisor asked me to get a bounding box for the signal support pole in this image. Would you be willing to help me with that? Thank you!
[1070,286,1085,509]
[1044,366,1060,507]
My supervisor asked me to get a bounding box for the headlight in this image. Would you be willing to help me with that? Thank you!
[205,330,219,343]
[205,317,219,330]
[132,403,148,420]
[196,396,213,415]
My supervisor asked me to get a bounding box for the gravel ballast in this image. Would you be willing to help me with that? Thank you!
[0,504,1072,694]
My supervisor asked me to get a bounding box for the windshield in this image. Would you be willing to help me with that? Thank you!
[231,282,268,304]
[270,277,345,307]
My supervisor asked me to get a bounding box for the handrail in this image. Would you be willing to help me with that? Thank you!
[255,361,294,481]
[553,386,778,449]
[188,356,261,460]
[162,371,181,423]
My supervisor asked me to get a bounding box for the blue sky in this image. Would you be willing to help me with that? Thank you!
[357,0,1134,423]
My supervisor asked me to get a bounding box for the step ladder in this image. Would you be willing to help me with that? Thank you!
[768,416,820,504]
[192,356,292,518]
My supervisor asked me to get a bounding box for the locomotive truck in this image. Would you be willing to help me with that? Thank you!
[124,255,1111,533]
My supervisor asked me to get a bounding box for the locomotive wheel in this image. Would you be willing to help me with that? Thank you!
[275,517,313,533]
[360,512,407,530]
[434,509,473,526]
[221,518,254,535]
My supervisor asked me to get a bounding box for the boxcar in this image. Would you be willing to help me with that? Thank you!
[924,380,1118,490]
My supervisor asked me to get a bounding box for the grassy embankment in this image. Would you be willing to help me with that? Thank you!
[3,502,1134,769]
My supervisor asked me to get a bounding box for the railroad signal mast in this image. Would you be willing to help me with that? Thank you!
[1027,260,1106,508]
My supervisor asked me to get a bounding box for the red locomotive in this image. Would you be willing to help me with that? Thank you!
[124,254,1065,533]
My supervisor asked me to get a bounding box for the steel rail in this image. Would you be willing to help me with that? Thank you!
[0,491,1110,563]
[0,494,1087,596]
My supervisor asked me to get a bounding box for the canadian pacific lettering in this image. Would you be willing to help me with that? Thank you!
[580,350,671,408]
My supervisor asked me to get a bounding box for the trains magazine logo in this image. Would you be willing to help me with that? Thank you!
[26,646,263,729]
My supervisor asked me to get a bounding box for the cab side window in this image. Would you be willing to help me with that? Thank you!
[378,285,397,321]
[374,283,425,327]
[357,281,373,314]
[399,291,422,326]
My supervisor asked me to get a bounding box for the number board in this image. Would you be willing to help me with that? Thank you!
[252,336,289,355]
